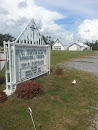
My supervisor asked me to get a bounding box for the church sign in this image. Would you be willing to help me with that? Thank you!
[15,44,50,82]
[4,18,50,95]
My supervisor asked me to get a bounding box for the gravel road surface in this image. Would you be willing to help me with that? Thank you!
[63,52,98,77]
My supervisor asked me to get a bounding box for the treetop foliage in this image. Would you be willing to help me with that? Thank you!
[85,40,98,50]
[0,33,15,47]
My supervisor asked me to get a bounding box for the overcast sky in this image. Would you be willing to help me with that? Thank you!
[0,0,98,45]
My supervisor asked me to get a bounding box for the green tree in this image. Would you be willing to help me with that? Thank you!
[85,40,98,50]
[0,33,15,46]
[42,35,54,49]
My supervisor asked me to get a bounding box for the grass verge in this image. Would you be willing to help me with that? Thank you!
[51,50,95,65]
[0,51,97,130]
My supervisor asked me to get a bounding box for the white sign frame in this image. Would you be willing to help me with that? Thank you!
[3,18,51,95]
[4,41,50,95]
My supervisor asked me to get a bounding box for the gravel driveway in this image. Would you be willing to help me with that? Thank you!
[63,51,98,77]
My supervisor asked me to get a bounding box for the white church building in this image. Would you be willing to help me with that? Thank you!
[68,43,91,51]
[52,39,68,50]
[52,40,91,51]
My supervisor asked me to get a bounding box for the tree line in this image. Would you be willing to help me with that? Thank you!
[0,33,15,47]
[0,33,54,48]
[85,40,98,50]
[0,33,98,50]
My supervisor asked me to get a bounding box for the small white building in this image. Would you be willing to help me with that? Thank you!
[64,45,68,50]
[68,43,91,51]
[52,39,68,50]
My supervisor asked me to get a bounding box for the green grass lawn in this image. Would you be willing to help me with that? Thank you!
[0,51,97,130]
[51,50,95,65]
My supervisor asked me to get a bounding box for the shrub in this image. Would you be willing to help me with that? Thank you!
[50,66,54,73]
[0,90,7,103]
[54,67,63,75]
[15,80,43,99]
[0,76,5,84]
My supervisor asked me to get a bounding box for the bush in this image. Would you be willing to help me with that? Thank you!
[50,66,54,73]
[0,90,7,103]
[0,76,5,84]
[15,80,43,99]
[54,67,63,75]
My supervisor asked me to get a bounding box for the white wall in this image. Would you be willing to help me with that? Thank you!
[85,47,91,50]
[52,41,64,50]
[80,46,91,51]
[64,46,68,50]
[80,46,85,51]
[69,44,81,51]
